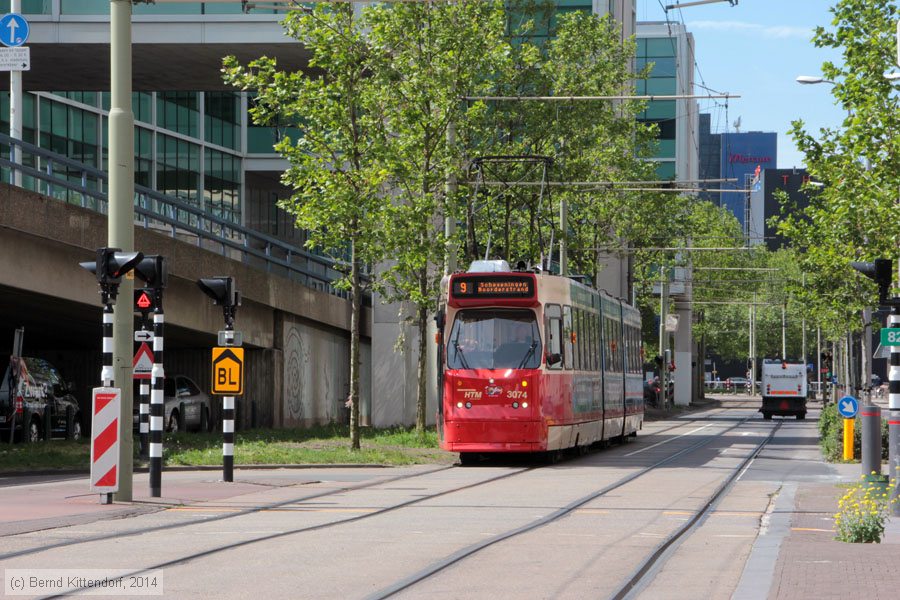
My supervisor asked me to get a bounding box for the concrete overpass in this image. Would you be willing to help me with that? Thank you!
[3,9,310,91]
[0,182,371,431]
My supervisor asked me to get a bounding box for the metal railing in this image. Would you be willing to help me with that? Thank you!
[0,133,362,301]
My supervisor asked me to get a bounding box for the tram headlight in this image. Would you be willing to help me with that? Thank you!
[512,402,519,409]
[457,402,463,408]
[465,401,472,409]
[522,402,528,408]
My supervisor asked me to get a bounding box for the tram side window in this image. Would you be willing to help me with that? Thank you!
[578,309,586,371]
[591,313,599,372]
[545,304,563,370]
[563,305,574,370]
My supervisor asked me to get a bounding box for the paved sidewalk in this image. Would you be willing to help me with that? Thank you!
[768,463,900,600]
[0,468,326,537]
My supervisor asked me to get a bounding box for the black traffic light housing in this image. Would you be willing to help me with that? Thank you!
[133,255,168,314]
[79,247,144,304]
[851,258,894,306]
[197,276,241,328]
[134,255,168,290]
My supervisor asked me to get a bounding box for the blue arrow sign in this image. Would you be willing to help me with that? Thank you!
[837,395,859,419]
[0,14,29,48]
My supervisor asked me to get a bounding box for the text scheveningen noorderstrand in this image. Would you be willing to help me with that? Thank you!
[4,569,164,596]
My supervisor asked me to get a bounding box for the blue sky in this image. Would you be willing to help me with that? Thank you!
[637,0,846,168]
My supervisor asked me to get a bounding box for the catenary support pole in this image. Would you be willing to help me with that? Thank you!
[149,307,164,497]
[110,0,135,502]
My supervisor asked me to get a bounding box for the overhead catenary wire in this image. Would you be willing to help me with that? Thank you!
[462,94,739,102]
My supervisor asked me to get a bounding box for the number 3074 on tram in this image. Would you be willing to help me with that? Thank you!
[436,260,644,463]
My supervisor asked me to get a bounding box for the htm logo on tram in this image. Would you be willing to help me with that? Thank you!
[211,347,244,396]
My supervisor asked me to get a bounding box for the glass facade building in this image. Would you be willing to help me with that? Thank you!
[1,90,244,224]
[636,21,699,183]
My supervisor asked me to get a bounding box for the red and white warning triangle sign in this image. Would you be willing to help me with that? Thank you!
[133,342,154,380]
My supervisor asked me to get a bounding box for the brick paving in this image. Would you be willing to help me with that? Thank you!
[769,478,900,600]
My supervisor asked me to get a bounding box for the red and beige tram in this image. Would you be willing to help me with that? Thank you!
[437,261,643,461]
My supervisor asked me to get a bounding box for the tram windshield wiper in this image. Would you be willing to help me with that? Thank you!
[517,342,538,369]
[453,340,471,370]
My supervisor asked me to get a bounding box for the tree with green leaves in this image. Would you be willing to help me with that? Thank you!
[364,0,509,436]
[222,4,391,450]
[779,0,900,343]
[464,7,664,282]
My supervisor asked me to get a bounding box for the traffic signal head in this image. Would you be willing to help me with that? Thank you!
[133,255,168,289]
[79,247,144,285]
[851,258,893,306]
[197,276,240,307]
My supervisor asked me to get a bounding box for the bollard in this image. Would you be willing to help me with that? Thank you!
[251,399,257,429]
[861,405,882,478]
[178,401,185,432]
[43,405,51,441]
[200,405,208,433]
[843,418,855,462]
[66,405,74,441]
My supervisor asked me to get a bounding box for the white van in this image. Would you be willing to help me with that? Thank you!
[760,358,807,420]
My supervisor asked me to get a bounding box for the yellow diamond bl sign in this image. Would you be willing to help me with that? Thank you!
[211,347,244,395]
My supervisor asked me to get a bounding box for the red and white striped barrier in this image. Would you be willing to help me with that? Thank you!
[90,387,121,494]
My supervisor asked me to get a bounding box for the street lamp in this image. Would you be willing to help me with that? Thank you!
[795,75,836,85]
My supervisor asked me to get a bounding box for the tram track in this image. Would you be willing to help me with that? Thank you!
[11,406,754,599]
[611,420,783,599]
[2,403,728,558]
[0,465,454,560]
[363,413,765,599]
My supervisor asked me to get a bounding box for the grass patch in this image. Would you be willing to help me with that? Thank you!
[0,425,450,472]
[0,439,91,472]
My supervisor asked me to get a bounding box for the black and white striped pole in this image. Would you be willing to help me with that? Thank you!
[197,276,242,483]
[133,256,168,498]
[889,306,900,516]
[150,305,164,497]
[133,306,152,461]
[80,248,144,505]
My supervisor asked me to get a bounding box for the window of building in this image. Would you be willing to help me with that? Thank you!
[157,92,199,138]
[205,92,240,150]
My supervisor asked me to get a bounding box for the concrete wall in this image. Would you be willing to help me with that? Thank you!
[0,184,372,431]
[370,297,437,428]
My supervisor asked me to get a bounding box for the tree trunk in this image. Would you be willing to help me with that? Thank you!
[350,237,361,450]
[416,299,428,436]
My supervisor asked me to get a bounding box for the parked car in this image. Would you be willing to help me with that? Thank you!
[0,357,82,443]
[133,375,212,433]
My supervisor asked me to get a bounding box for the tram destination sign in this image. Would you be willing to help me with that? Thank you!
[451,275,535,299]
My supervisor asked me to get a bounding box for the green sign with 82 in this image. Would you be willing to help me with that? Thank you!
[880,328,900,346]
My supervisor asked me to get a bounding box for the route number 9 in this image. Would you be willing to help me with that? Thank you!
[460,282,468,294]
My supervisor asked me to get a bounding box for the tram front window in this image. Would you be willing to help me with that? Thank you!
[447,310,542,370]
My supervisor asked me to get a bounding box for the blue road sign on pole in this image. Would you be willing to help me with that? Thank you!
[0,14,29,48]
[838,395,859,419]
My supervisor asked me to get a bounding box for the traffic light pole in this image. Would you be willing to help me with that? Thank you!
[890,306,900,516]
[99,301,114,505]
[222,307,236,483]
[150,302,164,497]
[138,315,150,461]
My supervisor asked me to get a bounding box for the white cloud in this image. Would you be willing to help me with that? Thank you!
[687,20,813,40]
